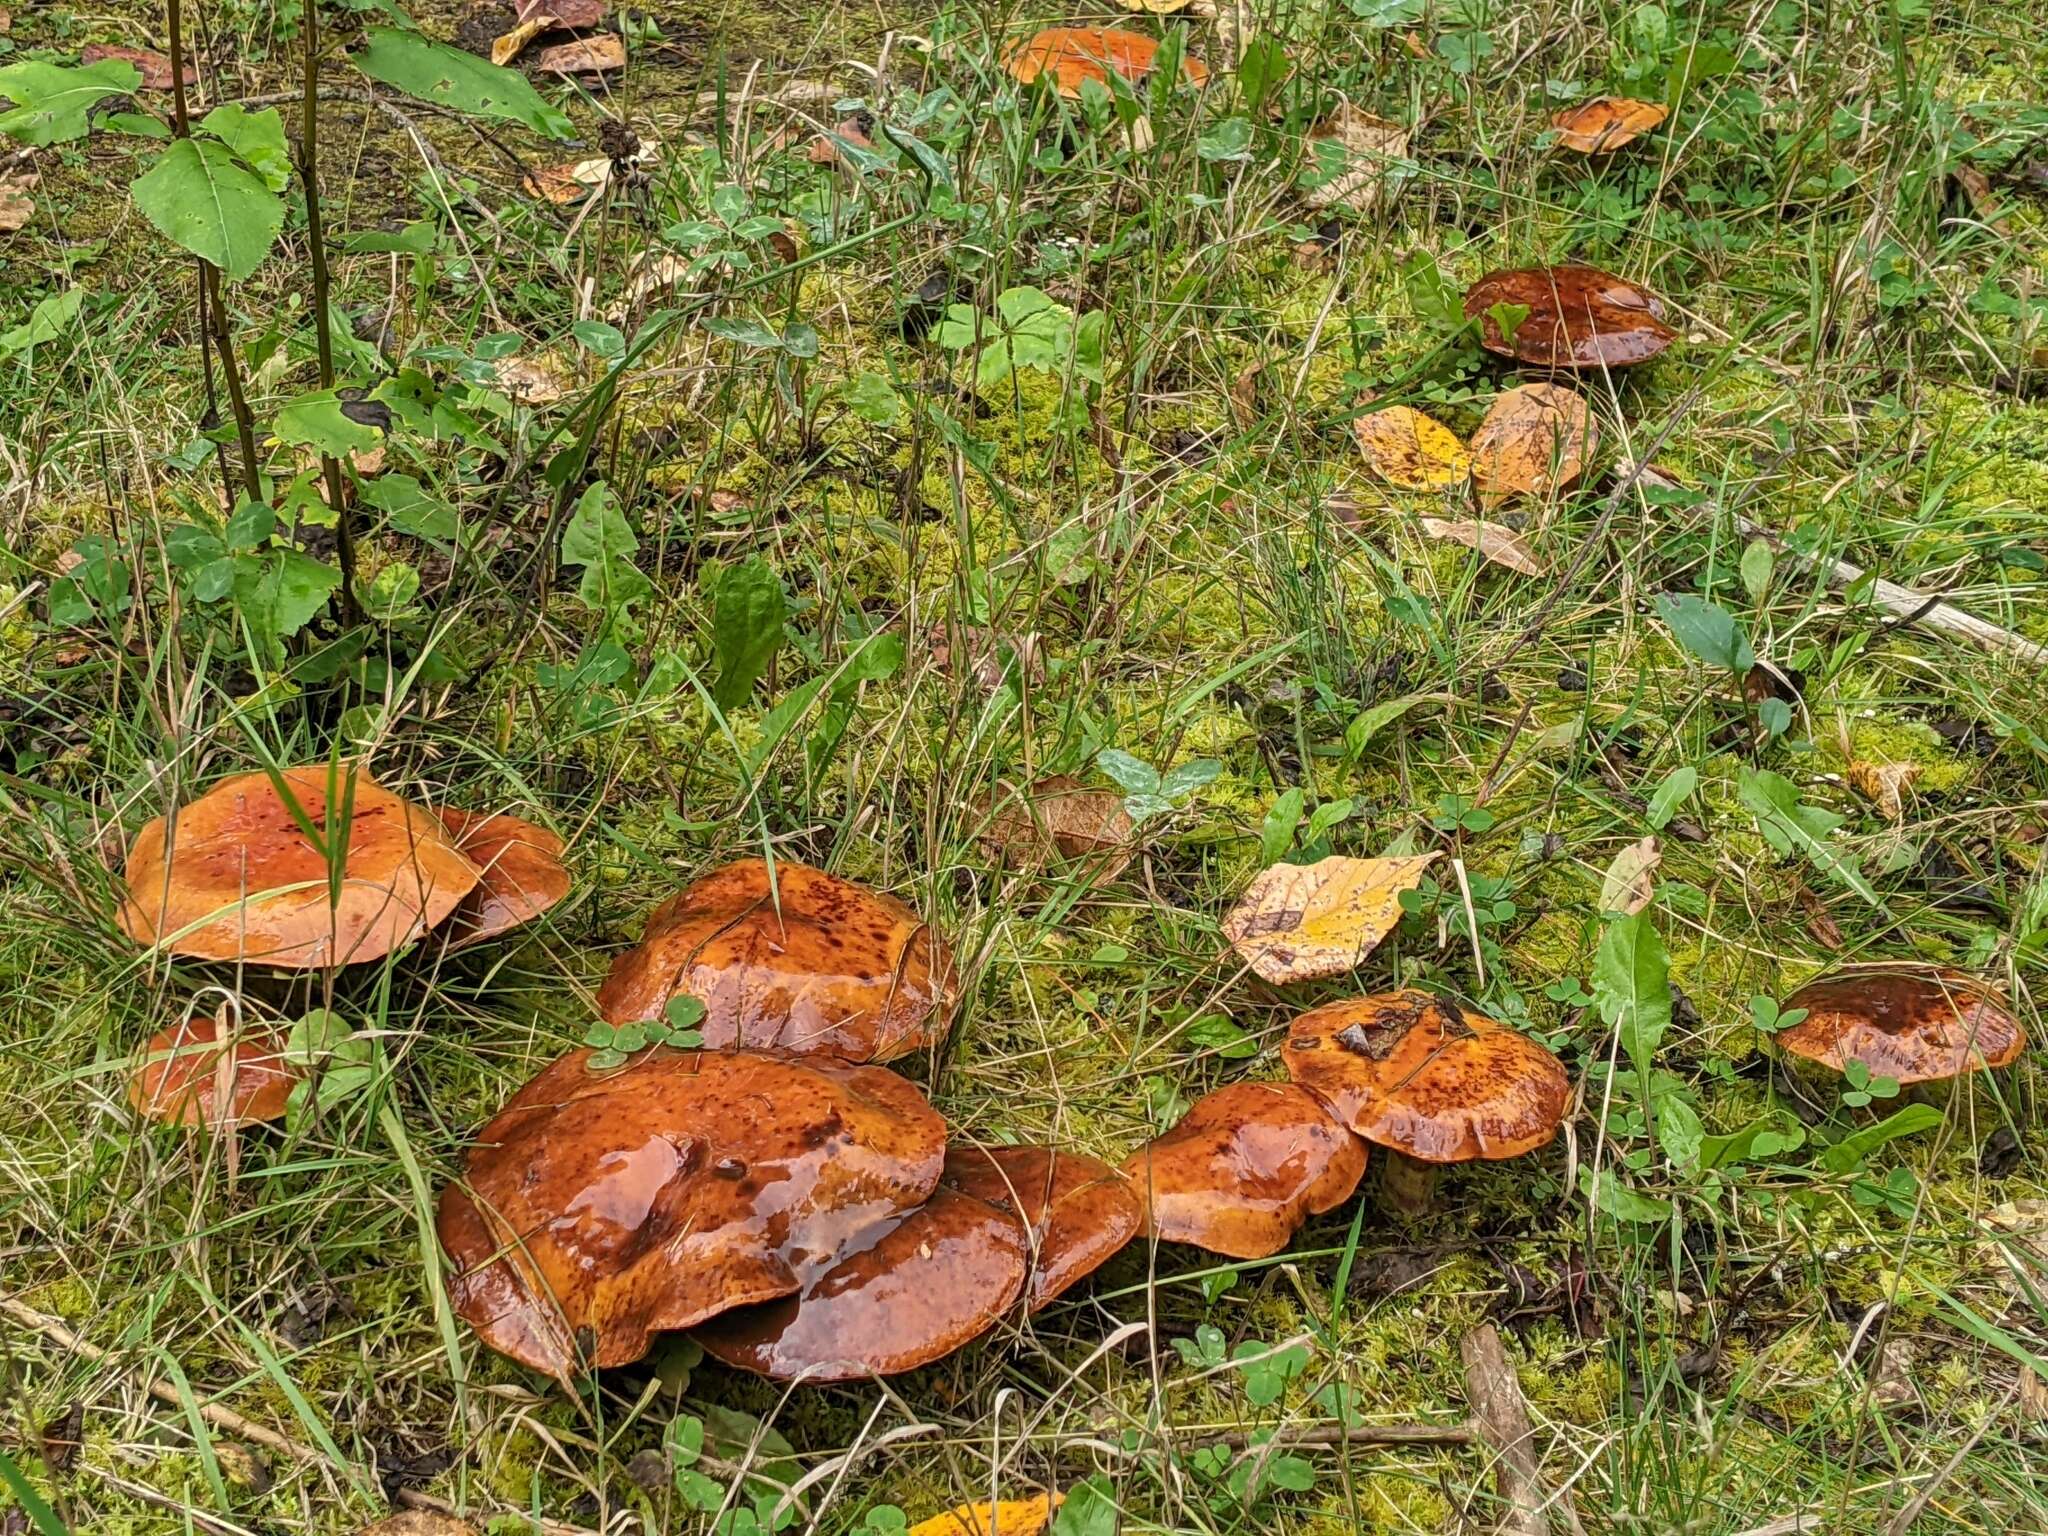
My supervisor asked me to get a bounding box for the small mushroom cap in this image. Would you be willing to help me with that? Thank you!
[693,1186,1028,1381]
[129,1014,300,1128]
[1461,265,1676,369]
[120,766,479,968]
[1776,966,2025,1084]
[1002,27,1209,97]
[436,1047,947,1383]
[1283,990,1569,1163]
[1120,1082,1368,1260]
[1549,96,1669,153]
[940,1145,1143,1309]
[594,859,957,1062]
[436,808,571,945]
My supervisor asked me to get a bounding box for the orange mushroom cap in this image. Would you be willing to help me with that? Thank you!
[1283,990,1570,1163]
[436,808,571,946]
[693,1186,1028,1381]
[594,859,957,1061]
[1775,965,2025,1084]
[436,1046,946,1384]
[119,766,479,968]
[1120,1081,1368,1260]
[1549,96,1669,153]
[1462,265,1675,369]
[1003,27,1209,98]
[940,1144,1143,1309]
[128,1014,300,1128]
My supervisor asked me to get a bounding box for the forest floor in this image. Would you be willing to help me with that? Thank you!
[5,0,2048,1531]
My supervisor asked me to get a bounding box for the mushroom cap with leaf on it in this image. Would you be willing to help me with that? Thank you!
[940,1144,1143,1309]
[1120,1081,1368,1260]
[1773,965,2025,1085]
[129,1013,302,1129]
[1283,990,1569,1163]
[594,858,957,1062]
[119,765,479,968]
[435,807,571,946]
[435,1046,947,1385]
[1462,264,1676,369]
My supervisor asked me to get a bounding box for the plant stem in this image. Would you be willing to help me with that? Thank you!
[298,0,363,624]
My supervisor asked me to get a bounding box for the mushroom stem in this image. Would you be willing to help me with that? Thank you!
[1377,1150,1442,1217]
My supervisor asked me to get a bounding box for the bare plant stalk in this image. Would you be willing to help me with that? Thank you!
[298,0,364,623]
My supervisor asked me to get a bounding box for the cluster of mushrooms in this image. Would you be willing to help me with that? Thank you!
[115,765,2028,1387]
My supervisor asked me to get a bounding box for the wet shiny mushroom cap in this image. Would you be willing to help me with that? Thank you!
[1776,966,2025,1084]
[1284,990,1570,1163]
[129,1014,300,1128]
[435,1047,947,1384]
[436,808,571,946]
[940,1144,1143,1309]
[594,859,957,1062]
[1003,27,1210,98]
[1462,265,1676,369]
[1120,1082,1368,1260]
[119,766,479,968]
[693,1186,1028,1381]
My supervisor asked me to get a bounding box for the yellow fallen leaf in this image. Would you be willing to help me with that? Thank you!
[1221,853,1440,984]
[1847,760,1919,823]
[490,13,552,66]
[1416,517,1544,576]
[1598,835,1660,916]
[1114,0,1189,12]
[1354,405,1471,490]
[1468,382,1594,504]
[907,1492,1063,1536]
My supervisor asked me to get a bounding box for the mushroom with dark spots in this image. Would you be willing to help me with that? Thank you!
[1120,1082,1368,1259]
[1773,965,2025,1086]
[435,807,571,946]
[435,1047,947,1385]
[692,1186,1029,1381]
[1462,265,1676,369]
[594,859,957,1062]
[129,1014,301,1129]
[940,1145,1143,1308]
[119,766,480,968]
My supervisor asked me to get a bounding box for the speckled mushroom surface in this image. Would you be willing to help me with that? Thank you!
[1120,1081,1368,1260]
[435,807,571,946]
[1284,990,1569,1162]
[436,1046,946,1384]
[594,859,957,1061]
[1775,966,2025,1084]
[940,1144,1142,1308]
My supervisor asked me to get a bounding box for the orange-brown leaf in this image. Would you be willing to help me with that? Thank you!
[536,34,624,73]
[1551,96,1668,153]
[906,1493,1063,1536]
[1353,405,1471,490]
[1469,382,1594,503]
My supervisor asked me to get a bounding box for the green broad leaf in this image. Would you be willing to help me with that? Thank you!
[710,557,788,710]
[0,286,86,364]
[1651,1083,1702,1172]
[1196,115,1256,161]
[274,390,383,456]
[1739,766,1879,905]
[701,314,783,350]
[361,473,459,542]
[1158,759,1222,800]
[1592,910,1671,1070]
[1259,787,1306,863]
[1344,692,1429,760]
[0,58,141,145]
[197,103,293,191]
[1818,1104,1943,1174]
[131,138,284,282]
[1232,1339,1310,1405]
[1587,1167,1672,1223]
[1644,765,1697,829]
[1186,1015,1258,1060]
[344,218,438,255]
[1094,748,1160,797]
[1739,539,1775,600]
[0,1445,69,1536]
[843,373,901,425]
[1237,35,1291,112]
[351,27,574,140]
[561,482,651,623]
[105,110,172,139]
[1699,1113,1806,1170]
[1653,592,1755,673]
[263,550,344,638]
[224,497,276,551]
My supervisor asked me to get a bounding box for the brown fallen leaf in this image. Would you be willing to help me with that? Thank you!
[492,355,568,405]
[808,119,875,164]
[1598,835,1660,916]
[1229,360,1264,431]
[1417,517,1543,576]
[1952,165,2003,226]
[1221,852,1440,984]
[906,1494,1064,1536]
[536,33,624,73]
[0,171,35,234]
[491,13,553,65]
[518,0,604,23]
[1354,405,1471,490]
[521,155,610,203]
[1792,882,1844,950]
[40,1401,83,1473]
[1469,382,1594,504]
[1304,102,1408,211]
[1550,96,1668,153]
[1847,759,1920,823]
[81,42,194,91]
[356,1516,482,1536]
[981,775,1135,882]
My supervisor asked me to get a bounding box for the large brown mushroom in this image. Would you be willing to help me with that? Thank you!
[129,1014,301,1129]
[940,1145,1143,1309]
[435,808,571,946]
[1774,965,2025,1087]
[594,859,957,1061]
[693,1186,1029,1381]
[436,1046,947,1385]
[1461,265,1675,369]
[1120,1082,1368,1260]
[1283,990,1569,1215]
[120,766,479,968]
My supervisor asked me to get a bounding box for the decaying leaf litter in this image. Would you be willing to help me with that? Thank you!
[3,0,2048,1531]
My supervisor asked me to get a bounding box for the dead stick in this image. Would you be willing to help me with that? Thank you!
[1460,1324,1583,1536]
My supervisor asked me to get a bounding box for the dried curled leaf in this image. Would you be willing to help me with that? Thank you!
[0,170,35,234]
[1469,382,1594,504]
[907,1493,1064,1536]
[536,33,624,73]
[1221,852,1440,984]
[1598,835,1660,916]
[1354,405,1471,490]
[491,13,552,65]
[492,355,568,404]
[1416,517,1544,576]
[1551,96,1668,153]
[1304,103,1408,211]
[1847,760,1920,823]
[980,775,1135,883]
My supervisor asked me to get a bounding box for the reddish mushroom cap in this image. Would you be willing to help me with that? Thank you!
[436,1047,946,1384]
[940,1144,1143,1308]
[1283,990,1570,1163]
[1776,965,2025,1084]
[693,1186,1029,1381]
[1120,1082,1368,1260]
[1002,27,1209,98]
[436,808,571,946]
[1462,265,1676,369]
[594,859,957,1061]
[128,1014,300,1128]
[119,766,479,968]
